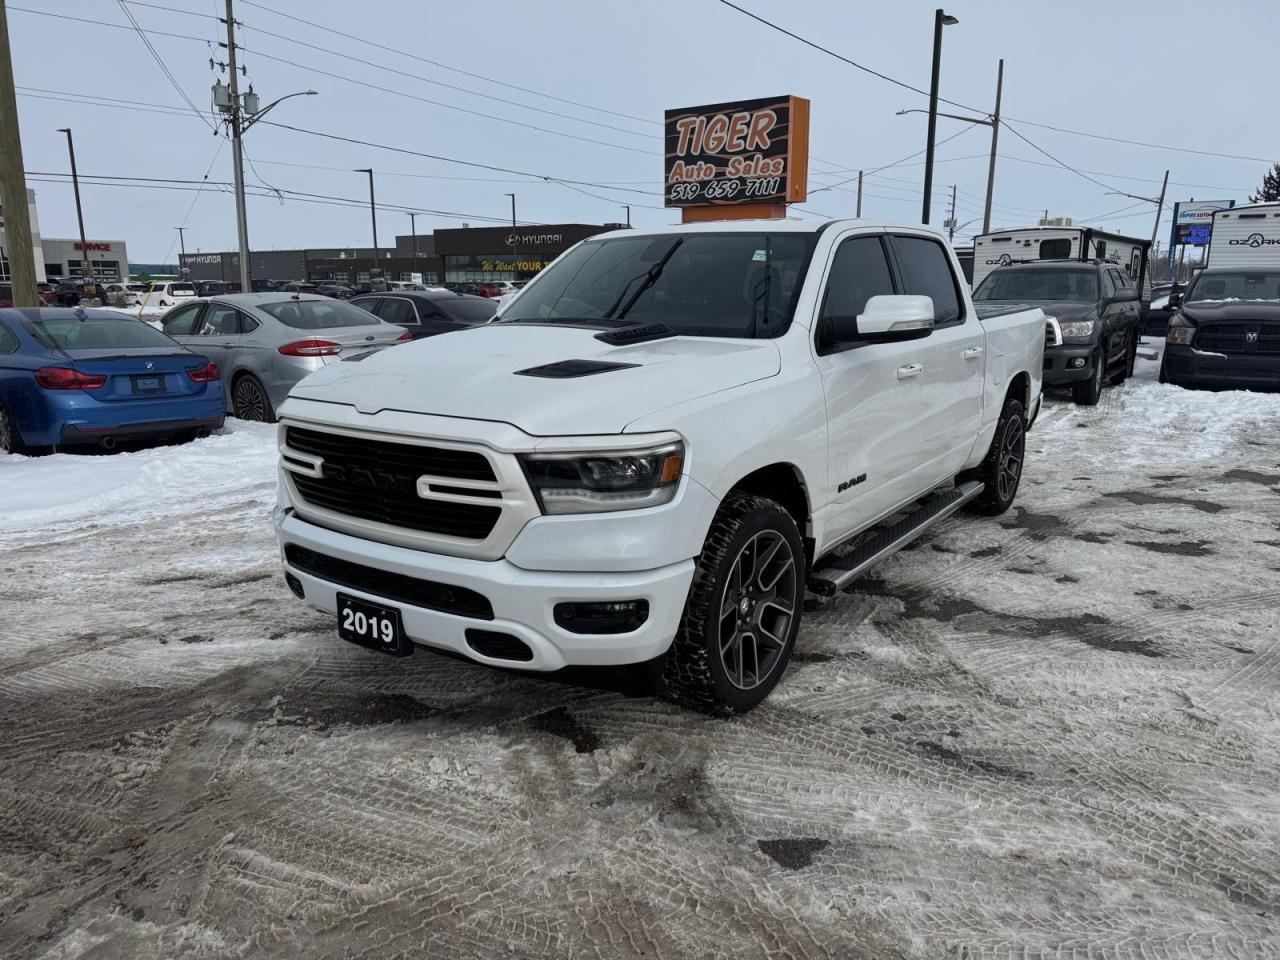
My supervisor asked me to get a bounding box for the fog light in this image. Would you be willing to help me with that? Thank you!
[554,600,649,635]
[1069,357,1087,369]
[285,572,305,599]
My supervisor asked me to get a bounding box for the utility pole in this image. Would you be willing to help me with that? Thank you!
[982,59,1003,234]
[921,9,958,225]
[947,185,958,241]
[56,128,91,282]
[1136,169,1169,299]
[223,0,252,291]
[0,0,38,306]
[354,168,378,272]
[856,170,863,217]
[175,226,188,277]
[623,204,631,227]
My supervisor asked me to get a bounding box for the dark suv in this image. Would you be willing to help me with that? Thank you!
[1161,268,1280,391]
[973,260,1143,404]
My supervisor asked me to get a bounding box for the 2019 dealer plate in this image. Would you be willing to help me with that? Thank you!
[336,592,412,656]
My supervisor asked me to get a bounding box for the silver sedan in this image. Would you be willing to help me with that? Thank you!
[157,293,410,422]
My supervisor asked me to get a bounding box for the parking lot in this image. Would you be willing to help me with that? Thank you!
[2,348,1279,959]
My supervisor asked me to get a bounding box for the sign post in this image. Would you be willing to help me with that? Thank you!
[664,95,809,222]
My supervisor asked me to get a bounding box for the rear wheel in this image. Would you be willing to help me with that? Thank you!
[232,374,276,423]
[964,396,1025,516]
[661,494,803,715]
[0,404,24,455]
[1072,345,1106,405]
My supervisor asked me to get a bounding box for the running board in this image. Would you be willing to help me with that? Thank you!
[807,481,985,597]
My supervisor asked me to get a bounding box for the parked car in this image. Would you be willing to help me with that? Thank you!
[0,307,225,453]
[348,290,497,337]
[103,282,150,306]
[385,281,429,291]
[140,281,198,308]
[158,293,412,423]
[196,280,242,297]
[1144,285,1185,337]
[274,219,1047,713]
[36,282,59,306]
[1161,268,1280,390]
[282,282,318,295]
[444,281,483,296]
[313,281,356,300]
[55,281,83,307]
[485,280,520,297]
[973,260,1141,405]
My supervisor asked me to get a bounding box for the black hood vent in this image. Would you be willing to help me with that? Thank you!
[515,359,640,379]
[595,322,675,345]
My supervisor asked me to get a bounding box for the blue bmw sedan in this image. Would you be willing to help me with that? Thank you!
[0,308,226,453]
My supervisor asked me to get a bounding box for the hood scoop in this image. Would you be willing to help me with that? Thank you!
[595,322,675,346]
[515,359,641,379]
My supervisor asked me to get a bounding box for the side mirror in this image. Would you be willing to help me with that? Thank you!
[856,294,936,340]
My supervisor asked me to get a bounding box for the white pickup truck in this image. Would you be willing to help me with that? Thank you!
[274,219,1047,713]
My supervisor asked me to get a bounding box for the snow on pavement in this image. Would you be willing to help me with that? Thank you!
[2,347,1280,959]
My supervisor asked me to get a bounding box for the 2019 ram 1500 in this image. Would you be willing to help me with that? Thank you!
[274,219,1047,713]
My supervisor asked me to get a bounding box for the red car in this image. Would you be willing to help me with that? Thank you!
[474,282,505,298]
[0,283,58,307]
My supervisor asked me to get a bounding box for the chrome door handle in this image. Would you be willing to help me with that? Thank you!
[962,346,985,359]
[896,363,924,380]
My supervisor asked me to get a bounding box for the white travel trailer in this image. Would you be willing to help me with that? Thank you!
[972,226,1149,290]
[1205,202,1280,270]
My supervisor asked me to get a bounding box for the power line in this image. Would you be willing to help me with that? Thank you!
[809,125,977,194]
[113,0,216,131]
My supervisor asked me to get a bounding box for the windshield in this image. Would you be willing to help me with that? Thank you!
[1188,271,1280,302]
[973,268,1098,302]
[501,232,819,338]
[260,298,381,329]
[26,317,178,350]
[437,297,498,324]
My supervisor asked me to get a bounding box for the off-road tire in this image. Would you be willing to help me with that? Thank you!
[660,493,804,715]
[232,373,276,423]
[1072,345,1106,405]
[964,397,1026,516]
[0,403,24,455]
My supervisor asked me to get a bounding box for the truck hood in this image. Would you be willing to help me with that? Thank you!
[978,300,1097,322]
[286,323,781,436]
[1180,300,1280,323]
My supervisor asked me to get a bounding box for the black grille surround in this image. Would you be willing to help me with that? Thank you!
[284,544,494,620]
[285,427,501,540]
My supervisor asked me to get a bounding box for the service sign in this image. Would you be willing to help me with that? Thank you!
[664,95,809,208]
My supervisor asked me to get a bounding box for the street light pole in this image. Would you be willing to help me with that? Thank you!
[175,226,187,277]
[982,58,1003,234]
[407,211,418,279]
[856,170,863,217]
[623,204,631,227]
[504,192,517,228]
[56,128,90,281]
[922,8,958,225]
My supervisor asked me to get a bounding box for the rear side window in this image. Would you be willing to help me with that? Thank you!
[1040,238,1072,260]
[820,236,896,322]
[259,299,380,329]
[348,297,380,315]
[1100,271,1116,298]
[376,298,418,326]
[892,235,963,325]
[163,302,203,336]
[0,322,18,353]
[198,302,242,336]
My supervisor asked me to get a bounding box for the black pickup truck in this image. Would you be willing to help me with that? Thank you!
[1161,268,1280,391]
[973,260,1142,405]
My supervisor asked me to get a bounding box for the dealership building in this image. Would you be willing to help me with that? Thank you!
[1,187,131,283]
[179,222,623,286]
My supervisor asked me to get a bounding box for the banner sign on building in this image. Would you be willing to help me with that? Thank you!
[664,96,809,211]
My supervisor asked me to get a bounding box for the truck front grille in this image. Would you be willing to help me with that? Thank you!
[1196,321,1280,356]
[285,427,502,540]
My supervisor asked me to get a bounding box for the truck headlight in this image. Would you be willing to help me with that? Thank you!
[1167,317,1196,345]
[521,442,684,514]
[1059,319,1096,340]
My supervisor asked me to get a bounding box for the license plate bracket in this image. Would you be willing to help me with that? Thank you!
[336,593,412,656]
[131,375,164,394]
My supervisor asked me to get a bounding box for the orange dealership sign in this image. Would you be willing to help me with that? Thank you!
[664,95,809,212]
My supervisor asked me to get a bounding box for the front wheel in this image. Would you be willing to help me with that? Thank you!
[661,493,804,715]
[1072,345,1106,405]
[964,396,1025,516]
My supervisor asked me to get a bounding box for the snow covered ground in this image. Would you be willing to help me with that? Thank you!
[2,343,1280,959]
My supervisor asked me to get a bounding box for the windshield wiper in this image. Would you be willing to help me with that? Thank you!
[613,238,684,321]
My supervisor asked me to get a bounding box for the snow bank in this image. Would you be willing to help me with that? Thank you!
[0,420,278,535]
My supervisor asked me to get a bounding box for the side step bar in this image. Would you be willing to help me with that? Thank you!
[807,481,985,597]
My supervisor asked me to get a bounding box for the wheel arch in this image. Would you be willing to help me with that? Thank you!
[723,462,813,566]
[1005,370,1031,413]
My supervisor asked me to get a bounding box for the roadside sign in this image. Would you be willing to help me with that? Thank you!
[664,96,809,215]
[1169,199,1235,272]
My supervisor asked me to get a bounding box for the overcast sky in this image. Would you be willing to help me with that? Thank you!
[12,0,1279,262]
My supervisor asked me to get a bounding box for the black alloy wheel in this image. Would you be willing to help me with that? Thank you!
[717,530,799,692]
[232,376,273,422]
[996,414,1025,503]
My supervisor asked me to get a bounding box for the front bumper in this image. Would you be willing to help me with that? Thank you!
[1042,343,1096,384]
[275,510,695,670]
[1162,344,1280,391]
